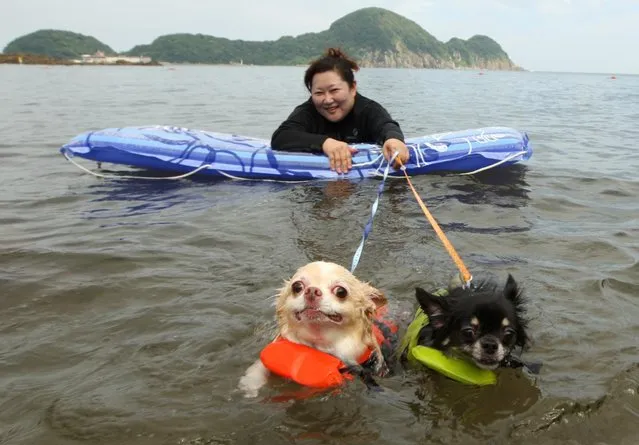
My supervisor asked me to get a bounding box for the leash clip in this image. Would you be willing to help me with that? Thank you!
[462,274,473,290]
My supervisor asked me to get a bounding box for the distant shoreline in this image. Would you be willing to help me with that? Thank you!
[0,59,519,72]
[0,54,512,71]
[0,53,160,66]
[0,52,518,71]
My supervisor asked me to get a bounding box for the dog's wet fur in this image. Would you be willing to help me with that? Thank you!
[414,274,530,370]
[238,261,388,397]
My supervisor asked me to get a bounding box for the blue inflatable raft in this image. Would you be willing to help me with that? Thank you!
[59,125,532,181]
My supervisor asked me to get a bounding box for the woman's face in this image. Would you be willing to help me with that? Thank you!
[310,70,356,123]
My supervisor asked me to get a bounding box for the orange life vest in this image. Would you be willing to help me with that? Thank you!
[260,307,398,389]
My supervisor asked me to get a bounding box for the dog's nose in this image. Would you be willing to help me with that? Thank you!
[304,286,322,303]
[481,338,499,354]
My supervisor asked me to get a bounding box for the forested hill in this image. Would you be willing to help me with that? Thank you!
[125,8,520,69]
[3,29,115,59]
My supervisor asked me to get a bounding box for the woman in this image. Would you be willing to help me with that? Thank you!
[271,48,410,174]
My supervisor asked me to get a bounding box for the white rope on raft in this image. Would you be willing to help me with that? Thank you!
[458,150,528,176]
[62,148,528,182]
[62,151,214,180]
[351,153,384,168]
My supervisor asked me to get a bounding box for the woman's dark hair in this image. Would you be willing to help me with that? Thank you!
[304,47,360,92]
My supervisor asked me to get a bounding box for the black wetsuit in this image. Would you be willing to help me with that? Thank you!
[271,93,404,152]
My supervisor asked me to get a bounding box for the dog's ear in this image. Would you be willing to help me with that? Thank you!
[364,283,387,309]
[504,274,531,350]
[503,274,522,302]
[415,287,448,329]
[359,283,387,320]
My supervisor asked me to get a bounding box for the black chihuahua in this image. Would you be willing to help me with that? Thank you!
[415,274,536,371]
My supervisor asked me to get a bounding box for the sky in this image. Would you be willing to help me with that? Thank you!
[2,0,638,74]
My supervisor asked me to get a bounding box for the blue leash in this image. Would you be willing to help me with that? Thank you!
[350,152,399,273]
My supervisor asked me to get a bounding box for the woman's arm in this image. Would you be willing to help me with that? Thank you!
[270,104,328,152]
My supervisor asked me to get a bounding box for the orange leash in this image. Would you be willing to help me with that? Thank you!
[396,157,473,287]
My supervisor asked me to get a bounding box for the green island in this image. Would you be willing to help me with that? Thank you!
[1,7,522,70]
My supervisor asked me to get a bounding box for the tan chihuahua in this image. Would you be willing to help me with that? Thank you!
[238,261,388,398]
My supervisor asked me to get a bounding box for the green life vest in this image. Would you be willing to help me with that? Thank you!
[399,288,497,386]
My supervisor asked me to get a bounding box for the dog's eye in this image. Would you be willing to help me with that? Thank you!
[461,327,475,342]
[333,286,348,299]
[502,328,517,345]
[291,281,304,294]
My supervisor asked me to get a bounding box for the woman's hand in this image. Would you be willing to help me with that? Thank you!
[382,138,410,169]
[322,138,358,174]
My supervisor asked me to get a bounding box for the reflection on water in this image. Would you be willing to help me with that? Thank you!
[413,370,541,426]
[79,171,298,222]
[449,164,531,208]
[84,179,210,220]
[288,166,533,274]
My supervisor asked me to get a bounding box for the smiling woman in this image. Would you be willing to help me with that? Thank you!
[270,47,410,173]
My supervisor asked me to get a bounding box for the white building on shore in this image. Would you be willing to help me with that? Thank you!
[75,51,152,65]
